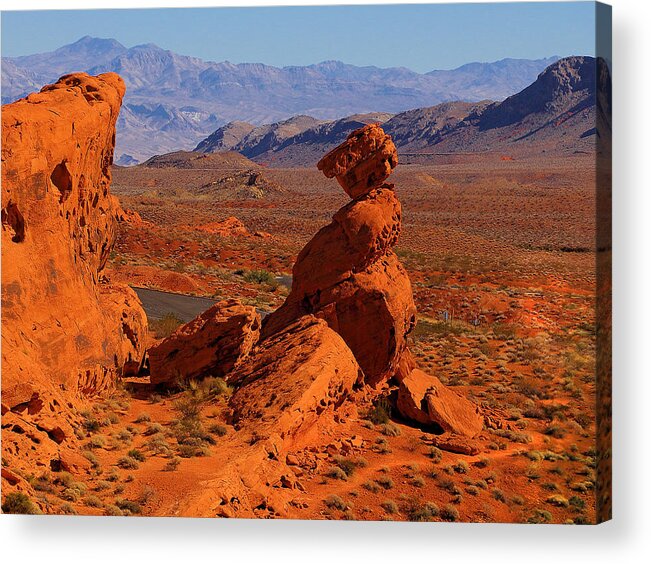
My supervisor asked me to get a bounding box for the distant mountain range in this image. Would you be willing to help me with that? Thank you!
[194,56,609,166]
[2,36,560,163]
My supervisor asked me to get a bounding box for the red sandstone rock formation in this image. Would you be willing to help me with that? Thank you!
[179,315,362,517]
[263,123,482,435]
[263,124,416,386]
[195,216,249,236]
[149,299,260,385]
[396,369,483,437]
[1,73,148,475]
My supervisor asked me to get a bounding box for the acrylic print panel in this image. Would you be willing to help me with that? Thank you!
[0,2,611,524]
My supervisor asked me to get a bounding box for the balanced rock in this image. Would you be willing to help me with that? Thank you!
[396,369,484,437]
[149,299,260,385]
[317,123,398,199]
[263,125,415,385]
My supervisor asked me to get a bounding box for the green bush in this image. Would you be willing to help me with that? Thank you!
[366,397,391,425]
[2,492,39,514]
[324,495,347,511]
[127,449,146,462]
[149,312,183,339]
[440,504,460,522]
[243,269,277,286]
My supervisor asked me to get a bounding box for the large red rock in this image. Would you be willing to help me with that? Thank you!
[2,73,147,473]
[149,299,260,385]
[176,316,362,517]
[263,126,415,385]
[396,369,484,437]
[317,123,398,199]
[229,315,362,438]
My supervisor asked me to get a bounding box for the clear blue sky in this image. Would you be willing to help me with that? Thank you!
[1,2,596,72]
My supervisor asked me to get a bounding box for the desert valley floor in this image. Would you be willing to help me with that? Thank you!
[41,152,598,523]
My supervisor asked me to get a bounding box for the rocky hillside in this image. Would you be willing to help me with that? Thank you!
[2,36,559,162]
[194,56,606,165]
[196,113,393,166]
[1,73,148,480]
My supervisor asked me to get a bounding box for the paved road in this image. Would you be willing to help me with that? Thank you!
[132,287,217,323]
[132,286,278,323]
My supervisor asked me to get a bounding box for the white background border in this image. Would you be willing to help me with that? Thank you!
[1,0,648,561]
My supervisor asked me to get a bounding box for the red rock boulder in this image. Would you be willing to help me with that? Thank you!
[396,369,484,437]
[149,299,260,385]
[317,123,398,199]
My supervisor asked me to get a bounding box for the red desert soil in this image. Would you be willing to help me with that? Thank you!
[2,75,599,525]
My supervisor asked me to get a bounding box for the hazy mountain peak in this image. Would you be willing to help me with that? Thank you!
[3,37,569,162]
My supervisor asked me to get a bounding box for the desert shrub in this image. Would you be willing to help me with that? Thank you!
[492,428,532,444]
[362,481,381,493]
[139,486,156,505]
[127,449,146,462]
[569,496,585,510]
[527,509,552,524]
[117,456,139,470]
[84,495,103,508]
[28,472,54,493]
[60,503,77,515]
[380,500,398,514]
[411,476,426,488]
[366,396,392,425]
[376,476,394,490]
[115,498,141,515]
[144,423,164,436]
[145,434,172,456]
[332,455,367,478]
[324,495,347,511]
[178,444,210,458]
[545,424,567,439]
[150,312,183,338]
[114,428,133,444]
[440,504,460,522]
[465,485,479,496]
[243,269,277,286]
[546,495,569,507]
[570,481,593,493]
[492,488,506,502]
[542,482,560,492]
[161,457,180,472]
[83,450,101,469]
[402,497,440,522]
[82,416,101,434]
[86,435,107,449]
[452,460,469,474]
[104,505,124,516]
[475,457,490,468]
[380,423,401,437]
[2,492,39,514]
[95,481,111,492]
[208,423,228,437]
[135,413,152,424]
[492,322,517,340]
[428,447,443,463]
[324,466,348,481]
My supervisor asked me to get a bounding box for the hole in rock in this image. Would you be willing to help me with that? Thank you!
[1,202,26,242]
[50,161,73,203]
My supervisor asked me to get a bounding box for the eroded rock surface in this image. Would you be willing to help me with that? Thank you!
[396,369,484,437]
[178,316,362,517]
[1,73,147,479]
[317,123,398,199]
[149,299,260,385]
[263,125,415,385]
